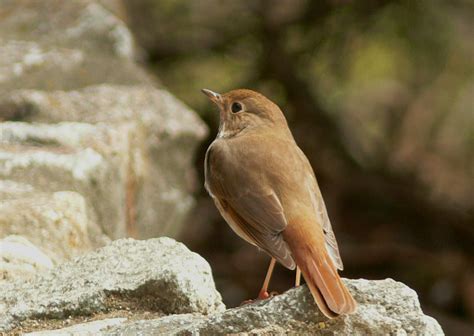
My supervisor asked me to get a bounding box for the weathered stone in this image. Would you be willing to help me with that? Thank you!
[102,279,444,335]
[0,121,136,239]
[15,276,444,335]
[0,85,207,136]
[0,179,35,199]
[0,86,208,238]
[0,191,108,263]
[25,318,127,336]
[103,315,204,336]
[0,0,208,240]
[0,238,225,333]
[0,40,152,92]
[0,0,134,58]
[187,279,443,335]
[2,236,443,335]
[0,0,153,92]
[0,235,53,282]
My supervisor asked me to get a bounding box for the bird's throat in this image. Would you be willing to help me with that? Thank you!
[217,122,246,139]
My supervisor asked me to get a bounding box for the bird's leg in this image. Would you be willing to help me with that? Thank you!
[295,266,301,287]
[240,258,277,306]
[257,257,276,300]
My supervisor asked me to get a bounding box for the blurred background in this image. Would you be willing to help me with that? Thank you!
[124,0,474,333]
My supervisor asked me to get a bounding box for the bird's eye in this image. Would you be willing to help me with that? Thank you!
[231,102,242,113]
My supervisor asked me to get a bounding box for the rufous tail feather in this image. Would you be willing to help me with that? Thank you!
[284,224,357,318]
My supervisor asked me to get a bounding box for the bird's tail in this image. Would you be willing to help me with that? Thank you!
[284,225,357,318]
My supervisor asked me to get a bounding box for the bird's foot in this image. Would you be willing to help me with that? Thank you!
[239,290,279,306]
[258,289,280,299]
[258,289,271,300]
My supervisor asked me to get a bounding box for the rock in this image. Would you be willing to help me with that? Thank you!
[0,0,208,240]
[0,84,208,238]
[0,235,53,282]
[0,0,134,58]
[0,179,35,199]
[103,279,444,335]
[0,39,152,92]
[0,238,225,333]
[0,191,107,263]
[174,279,444,335]
[0,121,136,239]
[2,256,443,336]
[103,314,205,336]
[1,85,207,137]
[25,318,127,336]
[0,0,152,92]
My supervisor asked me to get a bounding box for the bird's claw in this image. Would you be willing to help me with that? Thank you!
[240,290,279,306]
[258,290,270,300]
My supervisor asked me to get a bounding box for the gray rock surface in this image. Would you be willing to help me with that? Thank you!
[100,279,443,335]
[0,179,35,199]
[0,0,208,239]
[0,235,53,282]
[103,314,204,336]
[0,121,136,239]
[0,191,108,263]
[176,279,444,335]
[0,0,133,57]
[19,277,444,335]
[0,235,442,335]
[26,318,127,336]
[0,0,151,91]
[0,84,208,238]
[0,238,225,333]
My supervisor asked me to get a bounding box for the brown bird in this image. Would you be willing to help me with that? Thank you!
[202,88,357,318]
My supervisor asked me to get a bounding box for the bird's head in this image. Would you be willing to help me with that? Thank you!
[201,88,289,138]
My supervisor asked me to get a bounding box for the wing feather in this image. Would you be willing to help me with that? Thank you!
[205,141,295,269]
[306,172,344,270]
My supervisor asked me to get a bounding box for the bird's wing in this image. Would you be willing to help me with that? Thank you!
[290,144,343,271]
[214,191,295,269]
[205,143,295,269]
[306,172,344,270]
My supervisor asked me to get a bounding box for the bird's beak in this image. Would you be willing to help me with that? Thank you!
[201,89,222,105]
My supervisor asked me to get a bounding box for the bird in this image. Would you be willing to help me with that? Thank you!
[202,88,357,318]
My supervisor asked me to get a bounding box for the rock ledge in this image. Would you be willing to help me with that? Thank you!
[0,238,443,335]
[0,238,225,333]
